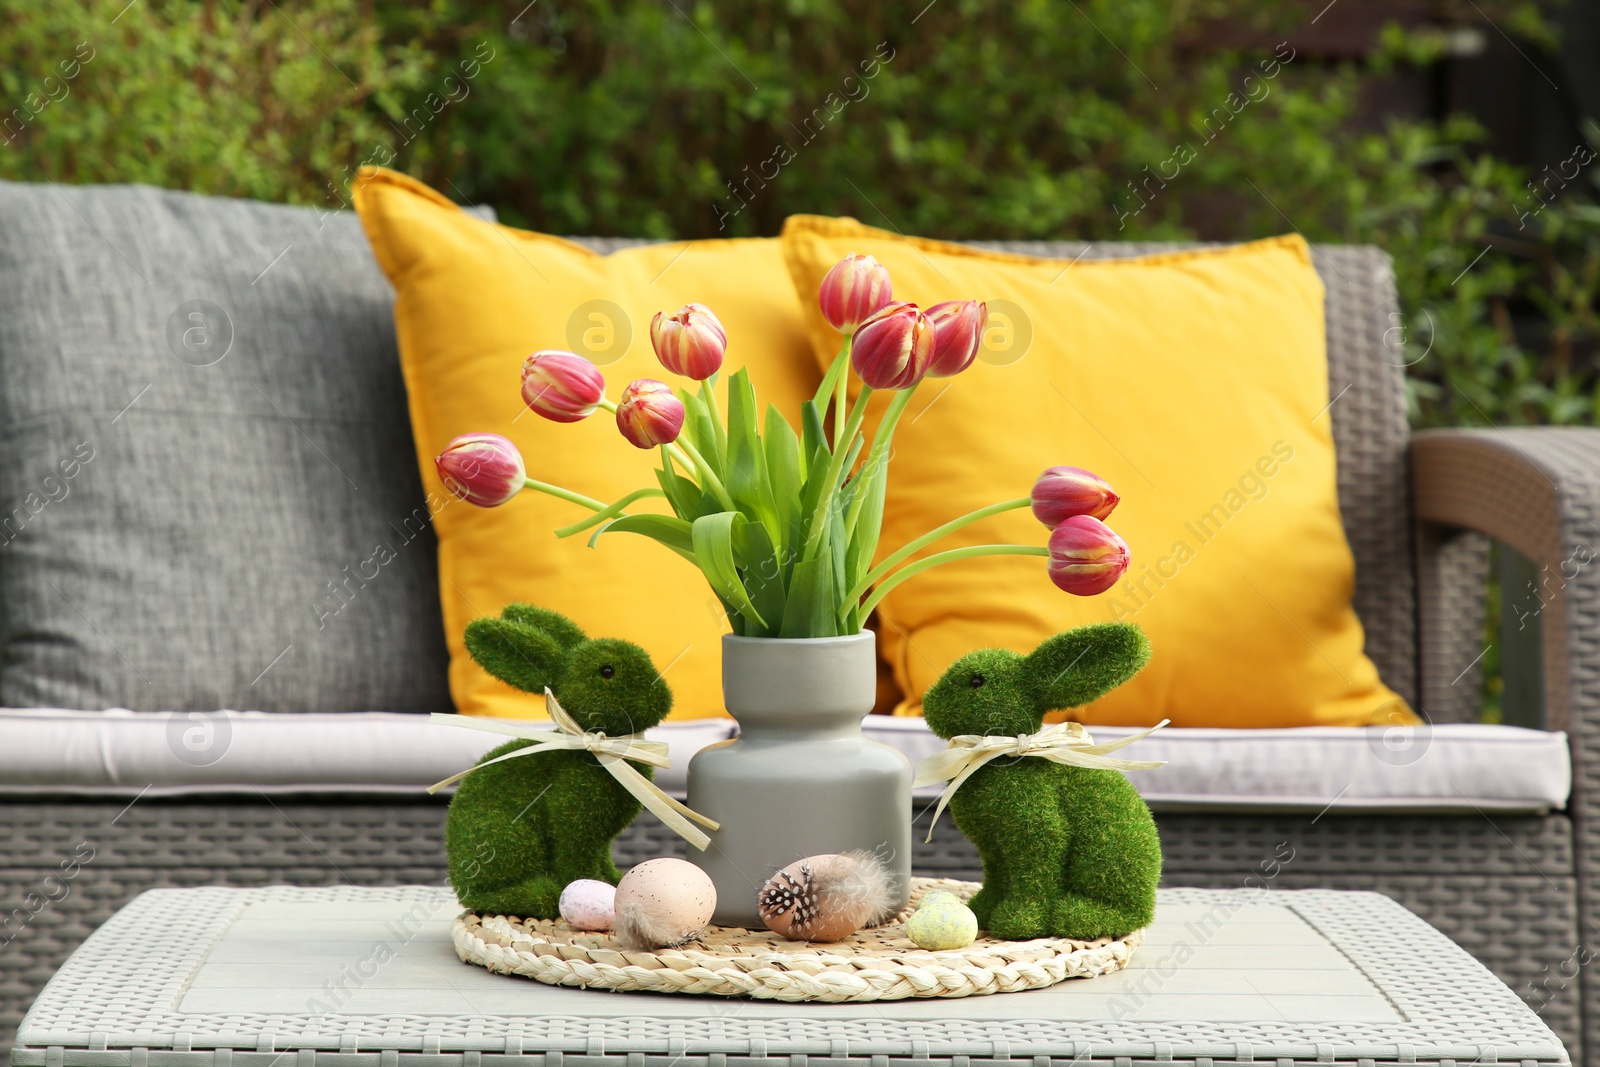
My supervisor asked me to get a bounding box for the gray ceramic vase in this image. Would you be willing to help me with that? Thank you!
[686,632,913,927]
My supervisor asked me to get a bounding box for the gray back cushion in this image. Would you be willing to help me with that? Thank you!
[0,181,457,712]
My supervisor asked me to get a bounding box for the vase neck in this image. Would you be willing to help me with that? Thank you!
[726,706,866,742]
[721,632,877,737]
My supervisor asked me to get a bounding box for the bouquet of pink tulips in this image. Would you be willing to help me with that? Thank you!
[435,254,1132,638]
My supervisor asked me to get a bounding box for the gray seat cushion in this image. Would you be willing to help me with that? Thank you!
[0,181,457,712]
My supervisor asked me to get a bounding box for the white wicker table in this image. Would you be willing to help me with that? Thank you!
[11,886,1566,1067]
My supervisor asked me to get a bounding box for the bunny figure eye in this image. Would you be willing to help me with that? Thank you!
[968,673,985,689]
[600,665,615,679]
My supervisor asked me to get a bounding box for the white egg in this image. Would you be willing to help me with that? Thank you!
[558,879,617,931]
[612,858,716,950]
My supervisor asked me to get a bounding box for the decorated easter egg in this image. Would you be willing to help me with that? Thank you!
[915,888,963,911]
[757,853,894,942]
[613,858,716,950]
[906,899,979,950]
[559,879,616,931]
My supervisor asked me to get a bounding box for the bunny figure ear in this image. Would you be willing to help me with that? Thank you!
[464,617,569,694]
[1023,622,1151,714]
[499,603,588,649]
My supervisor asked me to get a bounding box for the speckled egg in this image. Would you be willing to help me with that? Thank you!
[613,858,716,950]
[559,879,616,931]
[915,889,963,911]
[906,899,979,950]
[758,854,884,943]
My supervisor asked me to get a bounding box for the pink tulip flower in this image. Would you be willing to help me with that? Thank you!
[923,299,988,378]
[521,350,606,423]
[1031,466,1120,526]
[1047,515,1131,595]
[818,252,894,332]
[616,379,685,449]
[850,301,934,390]
[435,433,526,508]
[651,303,727,381]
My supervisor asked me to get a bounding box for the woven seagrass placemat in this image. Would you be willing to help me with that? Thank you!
[453,877,1143,1002]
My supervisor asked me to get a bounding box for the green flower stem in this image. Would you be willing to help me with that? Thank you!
[844,496,1031,605]
[669,434,737,512]
[553,487,668,538]
[831,336,851,451]
[841,385,917,534]
[853,543,1049,622]
[702,372,727,456]
[599,391,734,512]
[815,345,849,411]
[522,478,607,512]
[802,385,874,559]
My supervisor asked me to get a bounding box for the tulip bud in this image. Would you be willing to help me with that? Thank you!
[923,300,987,378]
[1047,515,1130,596]
[850,301,934,390]
[651,303,727,380]
[616,379,685,449]
[1031,466,1120,525]
[435,433,526,508]
[521,349,606,423]
[818,252,894,332]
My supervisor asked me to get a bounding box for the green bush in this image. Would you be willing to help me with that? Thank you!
[5,0,1593,429]
[435,0,1600,431]
[0,0,438,203]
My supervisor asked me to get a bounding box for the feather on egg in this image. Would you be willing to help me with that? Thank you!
[756,851,897,942]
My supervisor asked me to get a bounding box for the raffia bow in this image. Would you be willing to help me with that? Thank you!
[427,688,721,851]
[912,718,1170,842]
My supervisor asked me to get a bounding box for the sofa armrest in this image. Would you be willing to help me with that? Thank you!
[1412,427,1600,734]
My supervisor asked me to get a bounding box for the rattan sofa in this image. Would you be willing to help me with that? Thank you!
[1,238,1592,1064]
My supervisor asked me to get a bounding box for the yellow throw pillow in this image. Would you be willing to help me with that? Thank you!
[354,168,821,719]
[781,215,1411,728]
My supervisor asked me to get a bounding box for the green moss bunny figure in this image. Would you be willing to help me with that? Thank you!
[444,604,673,918]
[921,621,1162,941]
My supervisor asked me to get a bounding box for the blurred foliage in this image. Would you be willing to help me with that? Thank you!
[0,0,436,202]
[1,0,1596,430]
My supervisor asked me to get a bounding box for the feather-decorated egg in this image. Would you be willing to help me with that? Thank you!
[757,851,897,942]
[613,858,716,950]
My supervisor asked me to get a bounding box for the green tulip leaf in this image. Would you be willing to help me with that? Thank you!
[779,555,835,637]
[724,369,779,540]
[764,403,802,560]
[692,511,766,629]
[700,377,729,457]
[800,399,829,470]
[713,592,745,637]
[593,512,698,564]
[845,447,890,594]
[829,494,849,632]
[733,516,785,638]
[655,452,710,520]
[677,386,725,481]
[792,400,829,555]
